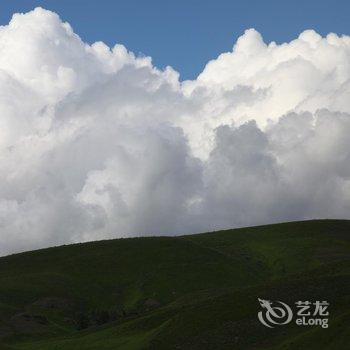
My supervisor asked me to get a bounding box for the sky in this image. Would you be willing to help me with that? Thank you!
[0,4,350,255]
[0,0,349,79]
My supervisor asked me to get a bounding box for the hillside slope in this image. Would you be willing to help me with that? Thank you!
[0,220,349,349]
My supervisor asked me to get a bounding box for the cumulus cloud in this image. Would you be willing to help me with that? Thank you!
[0,8,350,255]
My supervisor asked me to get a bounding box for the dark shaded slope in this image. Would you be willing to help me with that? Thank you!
[0,219,349,349]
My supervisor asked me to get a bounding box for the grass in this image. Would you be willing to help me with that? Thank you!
[0,219,349,349]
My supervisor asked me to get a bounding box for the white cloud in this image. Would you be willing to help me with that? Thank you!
[0,8,350,255]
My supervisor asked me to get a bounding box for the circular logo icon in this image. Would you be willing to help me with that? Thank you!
[258,298,293,328]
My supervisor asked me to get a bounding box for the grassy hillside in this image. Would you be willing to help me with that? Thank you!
[0,220,349,349]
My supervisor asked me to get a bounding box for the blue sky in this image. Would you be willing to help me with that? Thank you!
[1,1,350,253]
[0,0,348,79]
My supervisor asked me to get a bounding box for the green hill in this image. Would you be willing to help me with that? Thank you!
[0,220,349,349]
